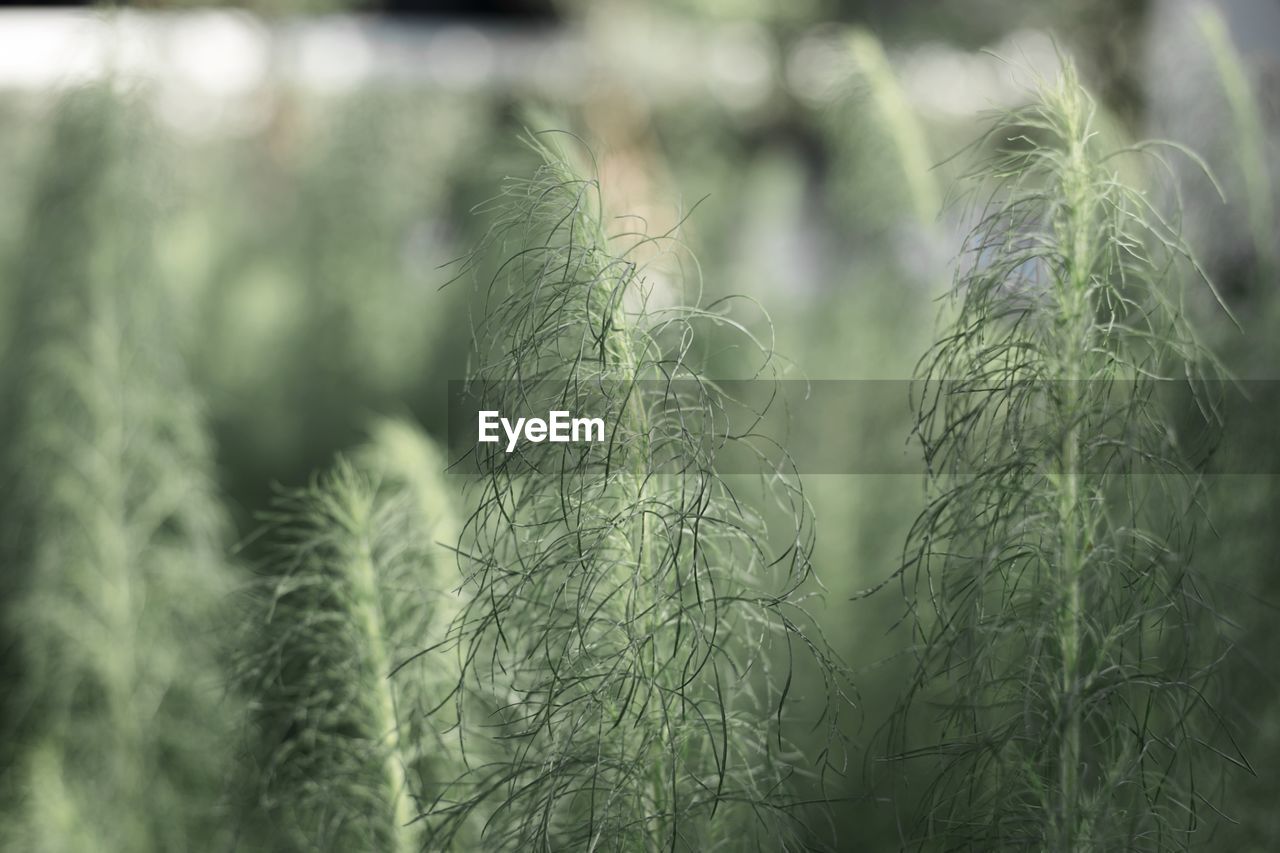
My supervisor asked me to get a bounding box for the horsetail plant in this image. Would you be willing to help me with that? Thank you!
[234,418,464,851]
[887,64,1242,851]
[426,133,847,851]
[0,87,241,852]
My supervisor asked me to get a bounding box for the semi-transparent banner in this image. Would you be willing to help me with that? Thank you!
[444,379,1276,475]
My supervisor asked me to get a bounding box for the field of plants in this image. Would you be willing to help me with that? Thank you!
[1,0,1278,850]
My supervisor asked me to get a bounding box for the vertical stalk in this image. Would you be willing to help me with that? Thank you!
[1053,100,1093,853]
[349,526,416,853]
[589,223,664,853]
[1056,421,1083,852]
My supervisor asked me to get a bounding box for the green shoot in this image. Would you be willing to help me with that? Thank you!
[235,419,463,851]
[888,63,1241,851]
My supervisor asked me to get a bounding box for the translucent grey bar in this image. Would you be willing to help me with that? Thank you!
[444,379,1278,475]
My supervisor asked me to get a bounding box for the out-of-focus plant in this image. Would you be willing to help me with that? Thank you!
[423,133,847,850]
[0,87,240,852]
[234,418,464,851]
[1194,4,1276,287]
[846,28,940,226]
[1185,12,1280,852]
[0,97,46,361]
[821,35,937,242]
[184,91,487,516]
[884,64,1243,850]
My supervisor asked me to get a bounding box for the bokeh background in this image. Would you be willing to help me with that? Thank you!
[0,0,1277,848]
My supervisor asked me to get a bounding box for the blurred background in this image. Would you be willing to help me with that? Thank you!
[0,0,1277,848]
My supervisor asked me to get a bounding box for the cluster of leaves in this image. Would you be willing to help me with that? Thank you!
[884,64,1241,851]
[421,134,848,851]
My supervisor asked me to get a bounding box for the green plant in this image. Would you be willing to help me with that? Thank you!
[1195,4,1276,286]
[234,418,463,851]
[184,90,484,517]
[426,133,846,851]
[885,63,1242,851]
[847,28,940,227]
[0,87,239,852]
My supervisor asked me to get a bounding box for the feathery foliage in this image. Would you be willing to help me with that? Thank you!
[428,133,846,851]
[0,87,239,852]
[235,418,463,852]
[888,64,1239,851]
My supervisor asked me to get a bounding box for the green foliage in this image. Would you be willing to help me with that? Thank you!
[427,134,846,850]
[887,65,1240,851]
[0,87,239,852]
[0,15,1274,853]
[234,419,463,851]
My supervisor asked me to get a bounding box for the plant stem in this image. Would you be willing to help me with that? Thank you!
[349,521,416,853]
[604,267,665,853]
[1057,423,1083,853]
[1055,92,1093,853]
